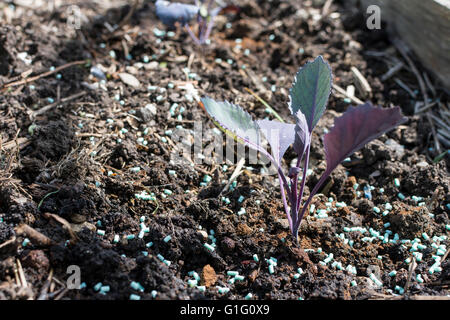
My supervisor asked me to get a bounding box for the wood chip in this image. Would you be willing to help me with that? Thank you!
[351,66,372,98]
[15,224,55,246]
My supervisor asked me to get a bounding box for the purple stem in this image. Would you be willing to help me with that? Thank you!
[278,171,292,230]
[203,16,215,42]
[296,144,310,211]
[290,175,298,225]
[198,0,214,43]
[294,170,330,232]
[285,142,310,235]
[199,17,207,42]
[185,24,202,45]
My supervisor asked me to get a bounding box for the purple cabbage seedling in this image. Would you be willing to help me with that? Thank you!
[201,56,407,241]
[155,0,238,45]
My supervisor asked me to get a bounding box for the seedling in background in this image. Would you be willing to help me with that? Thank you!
[201,56,407,242]
[155,0,238,45]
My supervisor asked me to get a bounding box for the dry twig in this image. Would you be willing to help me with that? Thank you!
[1,60,87,91]
[15,224,55,246]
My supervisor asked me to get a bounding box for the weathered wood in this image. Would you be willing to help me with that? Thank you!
[357,0,450,90]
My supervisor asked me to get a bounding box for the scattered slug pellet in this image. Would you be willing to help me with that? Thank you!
[100,286,111,294]
[188,279,198,287]
[129,294,141,300]
[237,208,246,215]
[369,273,383,287]
[218,287,230,294]
[395,286,405,294]
[130,281,145,292]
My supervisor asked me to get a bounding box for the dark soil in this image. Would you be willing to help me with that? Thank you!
[0,0,449,300]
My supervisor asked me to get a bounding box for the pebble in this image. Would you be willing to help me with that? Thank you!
[90,66,106,80]
[118,73,140,88]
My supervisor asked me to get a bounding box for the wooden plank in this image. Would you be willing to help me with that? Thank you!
[357,0,450,90]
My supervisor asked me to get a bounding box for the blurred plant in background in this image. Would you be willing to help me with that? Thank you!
[155,0,239,45]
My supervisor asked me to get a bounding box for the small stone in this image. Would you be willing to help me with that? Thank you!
[248,270,258,282]
[276,218,290,230]
[416,161,429,168]
[136,104,157,122]
[197,230,208,239]
[17,52,32,65]
[220,237,235,253]
[70,213,86,224]
[144,61,159,70]
[90,66,106,80]
[201,264,217,287]
[70,222,96,233]
[385,139,405,158]
[125,66,139,75]
[118,73,140,88]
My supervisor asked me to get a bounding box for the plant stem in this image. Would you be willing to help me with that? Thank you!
[294,171,329,231]
[199,16,207,42]
[184,24,202,46]
[203,16,215,42]
[296,144,310,211]
[278,171,292,230]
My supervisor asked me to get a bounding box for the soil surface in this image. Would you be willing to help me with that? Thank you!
[0,0,449,300]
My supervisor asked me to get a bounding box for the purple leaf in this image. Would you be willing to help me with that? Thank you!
[209,6,222,18]
[289,56,332,132]
[293,111,310,157]
[201,96,291,204]
[323,103,407,174]
[201,97,266,155]
[293,103,407,234]
[256,120,296,165]
[155,0,199,27]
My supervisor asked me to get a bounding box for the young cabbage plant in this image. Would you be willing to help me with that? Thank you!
[155,0,238,45]
[201,56,407,241]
